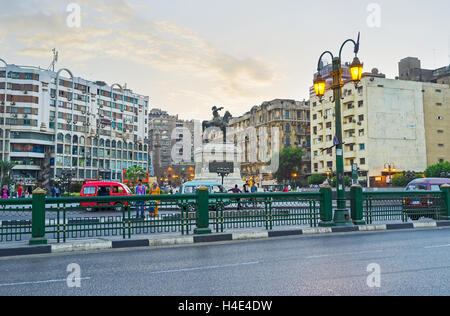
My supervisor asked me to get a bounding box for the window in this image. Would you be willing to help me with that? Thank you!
[438,130,444,134]
[313,114,317,120]
[437,116,444,120]
[83,186,96,195]
[436,103,442,106]
[285,110,290,119]
[285,124,291,133]
[438,144,444,147]
[359,129,365,136]
[358,115,364,122]
[360,158,366,165]
[359,144,365,151]
[358,100,364,107]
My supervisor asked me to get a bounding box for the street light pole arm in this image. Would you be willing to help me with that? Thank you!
[317,51,334,72]
[338,37,359,62]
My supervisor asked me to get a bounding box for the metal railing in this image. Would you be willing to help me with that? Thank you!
[1,184,449,244]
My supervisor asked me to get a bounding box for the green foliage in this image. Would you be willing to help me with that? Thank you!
[391,174,411,188]
[69,182,83,194]
[424,162,450,178]
[308,174,327,185]
[0,160,16,187]
[329,176,351,188]
[124,166,147,188]
[270,147,304,184]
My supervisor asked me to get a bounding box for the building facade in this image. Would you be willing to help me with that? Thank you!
[148,108,195,183]
[0,64,149,187]
[229,99,311,185]
[310,69,450,186]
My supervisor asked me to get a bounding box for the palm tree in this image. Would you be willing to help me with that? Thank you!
[124,165,147,191]
[0,160,16,187]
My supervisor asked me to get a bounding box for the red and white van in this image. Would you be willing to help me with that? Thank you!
[80,181,133,211]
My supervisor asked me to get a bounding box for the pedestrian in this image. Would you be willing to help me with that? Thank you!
[228,185,243,210]
[135,180,146,219]
[251,183,258,207]
[17,185,23,198]
[150,182,161,217]
[2,185,8,199]
[51,186,56,198]
[55,187,60,197]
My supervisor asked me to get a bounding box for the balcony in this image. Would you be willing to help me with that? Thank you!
[344,136,357,144]
[343,122,356,131]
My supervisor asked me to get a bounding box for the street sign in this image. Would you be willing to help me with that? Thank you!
[352,163,358,180]
[333,136,340,146]
[209,162,234,174]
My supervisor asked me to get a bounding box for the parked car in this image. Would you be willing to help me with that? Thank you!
[179,181,229,211]
[403,178,450,220]
[80,181,133,212]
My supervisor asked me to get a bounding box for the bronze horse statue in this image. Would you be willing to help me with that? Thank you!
[202,108,233,143]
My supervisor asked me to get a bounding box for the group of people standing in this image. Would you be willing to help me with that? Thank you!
[1,185,33,199]
[135,181,161,219]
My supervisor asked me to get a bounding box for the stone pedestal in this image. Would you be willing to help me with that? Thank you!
[194,142,244,190]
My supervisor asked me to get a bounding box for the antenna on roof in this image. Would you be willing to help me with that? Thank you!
[48,48,59,72]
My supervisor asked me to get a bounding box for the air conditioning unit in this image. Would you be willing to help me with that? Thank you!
[12,113,17,118]
[51,94,56,99]
[357,122,362,126]
[324,116,328,119]
[50,117,55,122]
[24,90,28,95]
[11,102,16,106]
[23,114,28,118]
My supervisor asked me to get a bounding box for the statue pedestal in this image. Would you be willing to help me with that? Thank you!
[194,142,244,191]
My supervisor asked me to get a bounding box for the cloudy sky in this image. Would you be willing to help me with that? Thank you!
[1,0,449,120]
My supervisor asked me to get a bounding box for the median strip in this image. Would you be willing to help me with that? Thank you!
[1,221,449,258]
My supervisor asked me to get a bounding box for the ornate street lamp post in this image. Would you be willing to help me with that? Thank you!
[313,33,364,226]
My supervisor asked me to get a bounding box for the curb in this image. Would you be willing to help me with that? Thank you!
[1,221,450,258]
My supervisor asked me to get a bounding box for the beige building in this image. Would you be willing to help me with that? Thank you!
[422,82,450,165]
[310,69,449,186]
[229,99,311,185]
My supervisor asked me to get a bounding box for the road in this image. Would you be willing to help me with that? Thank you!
[1,228,450,296]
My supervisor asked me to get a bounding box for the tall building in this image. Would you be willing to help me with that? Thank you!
[148,108,194,182]
[229,99,311,185]
[310,68,450,186]
[0,63,149,187]
[399,57,450,84]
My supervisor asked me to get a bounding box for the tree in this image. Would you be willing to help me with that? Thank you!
[124,165,147,189]
[308,174,327,185]
[391,174,411,188]
[0,160,16,187]
[270,147,304,184]
[329,176,351,188]
[424,162,450,178]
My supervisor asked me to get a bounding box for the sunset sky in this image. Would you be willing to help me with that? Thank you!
[1,0,449,120]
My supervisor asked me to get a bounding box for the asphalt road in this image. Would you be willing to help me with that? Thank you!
[1,228,450,296]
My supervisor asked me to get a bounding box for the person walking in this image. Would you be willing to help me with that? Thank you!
[135,180,146,219]
[228,185,243,210]
[150,182,161,217]
[251,183,258,207]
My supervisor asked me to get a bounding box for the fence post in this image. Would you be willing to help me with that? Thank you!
[441,184,450,220]
[319,185,334,227]
[350,184,366,225]
[29,188,47,245]
[195,186,212,235]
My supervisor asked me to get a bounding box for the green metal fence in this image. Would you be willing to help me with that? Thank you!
[0,199,33,242]
[1,185,449,244]
[208,192,322,232]
[362,191,445,224]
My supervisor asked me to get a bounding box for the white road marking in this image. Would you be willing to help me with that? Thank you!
[306,250,383,259]
[424,244,450,249]
[0,277,91,287]
[149,261,260,274]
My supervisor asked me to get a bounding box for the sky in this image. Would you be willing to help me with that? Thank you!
[0,0,449,120]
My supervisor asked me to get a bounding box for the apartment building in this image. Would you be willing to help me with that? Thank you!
[310,69,449,186]
[148,108,195,181]
[229,99,311,185]
[0,63,149,186]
